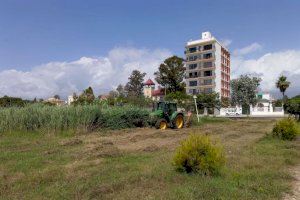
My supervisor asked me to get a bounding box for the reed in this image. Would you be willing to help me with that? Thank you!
[0,104,149,133]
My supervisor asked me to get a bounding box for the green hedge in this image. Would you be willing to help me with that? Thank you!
[0,104,149,133]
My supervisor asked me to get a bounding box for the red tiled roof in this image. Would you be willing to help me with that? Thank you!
[152,88,165,96]
[144,78,155,86]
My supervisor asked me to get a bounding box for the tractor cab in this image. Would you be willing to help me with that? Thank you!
[154,101,177,115]
[150,101,184,130]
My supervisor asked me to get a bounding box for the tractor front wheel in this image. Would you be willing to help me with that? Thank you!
[173,114,184,129]
[155,119,168,130]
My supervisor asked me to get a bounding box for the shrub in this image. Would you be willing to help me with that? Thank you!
[272,117,299,140]
[173,134,225,175]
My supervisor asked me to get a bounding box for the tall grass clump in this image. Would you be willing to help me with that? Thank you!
[272,117,299,140]
[173,134,225,175]
[0,104,149,133]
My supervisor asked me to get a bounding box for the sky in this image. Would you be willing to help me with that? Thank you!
[0,0,300,99]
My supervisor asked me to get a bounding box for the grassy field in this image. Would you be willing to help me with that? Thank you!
[0,118,299,199]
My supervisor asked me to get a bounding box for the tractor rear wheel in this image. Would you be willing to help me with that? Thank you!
[155,119,168,130]
[173,114,184,129]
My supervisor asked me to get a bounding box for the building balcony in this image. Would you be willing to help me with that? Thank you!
[185,75,216,79]
[185,74,200,79]
[186,56,215,63]
[185,47,215,55]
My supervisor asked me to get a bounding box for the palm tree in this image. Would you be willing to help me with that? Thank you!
[276,75,290,99]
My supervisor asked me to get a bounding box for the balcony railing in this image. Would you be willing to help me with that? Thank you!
[185,47,215,54]
[185,75,200,79]
[186,55,215,62]
[185,74,215,79]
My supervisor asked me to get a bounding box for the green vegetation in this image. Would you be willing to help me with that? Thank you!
[154,55,185,92]
[73,86,95,105]
[285,95,300,120]
[173,134,225,175]
[0,119,299,199]
[0,104,149,133]
[125,70,146,97]
[0,95,32,107]
[165,91,191,108]
[272,117,299,140]
[231,75,261,113]
[196,92,221,114]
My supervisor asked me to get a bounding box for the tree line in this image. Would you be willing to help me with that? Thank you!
[0,55,299,119]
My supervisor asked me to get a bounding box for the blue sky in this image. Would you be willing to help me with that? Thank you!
[0,0,300,98]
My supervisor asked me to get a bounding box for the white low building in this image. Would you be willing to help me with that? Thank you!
[68,95,74,105]
[219,92,284,116]
[250,92,284,116]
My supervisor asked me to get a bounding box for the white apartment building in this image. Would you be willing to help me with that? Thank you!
[185,32,230,98]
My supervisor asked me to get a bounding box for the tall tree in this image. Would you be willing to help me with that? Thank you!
[154,56,185,92]
[74,86,95,105]
[82,86,95,103]
[284,95,300,121]
[108,90,118,99]
[231,75,261,114]
[116,84,126,98]
[125,70,146,97]
[276,75,290,99]
[54,94,60,100]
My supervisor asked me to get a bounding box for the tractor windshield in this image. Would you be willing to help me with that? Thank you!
[152,102,164,111]
[157,102,165,110]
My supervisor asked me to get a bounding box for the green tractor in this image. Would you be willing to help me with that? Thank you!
[149,101,185,130]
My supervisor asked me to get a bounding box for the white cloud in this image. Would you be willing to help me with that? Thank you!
[0,47,171,99]
[233,42,262,56]
[231,50,300,97]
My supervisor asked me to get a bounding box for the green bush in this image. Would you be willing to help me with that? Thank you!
[173,134,225,175]
[272,117,299,140]
[0,104,149,133]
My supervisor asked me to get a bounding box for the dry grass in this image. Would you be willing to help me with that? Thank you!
[0,118,299,199]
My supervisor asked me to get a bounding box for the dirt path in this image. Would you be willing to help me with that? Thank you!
[284,165,300,200]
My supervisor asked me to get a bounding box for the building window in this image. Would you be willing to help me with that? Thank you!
[203,79,212,85]
[189,81,197,86]
[203,44,213,50]
[188,89,198,94]
[188,72,198,78]
[188,55,197,61]
[204,70,213,77]
[189,47,197,53]
[204,88,213,94]
[188,64,197,69]
[203,53,212,59]
[203,62,213,68]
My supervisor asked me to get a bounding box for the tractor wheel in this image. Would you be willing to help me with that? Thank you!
[155,119,168,130]
[173,114,184,129]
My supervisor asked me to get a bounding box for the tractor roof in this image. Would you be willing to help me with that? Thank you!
[158,101,177,104]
